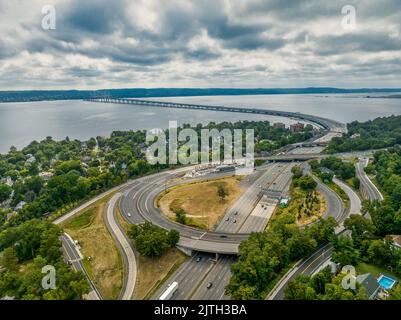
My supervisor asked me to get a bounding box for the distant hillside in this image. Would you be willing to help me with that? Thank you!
[1,87,401,103]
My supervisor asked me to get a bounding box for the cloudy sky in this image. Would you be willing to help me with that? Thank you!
[0,0,400,90]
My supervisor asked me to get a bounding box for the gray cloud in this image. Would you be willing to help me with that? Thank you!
[0,0,400,89]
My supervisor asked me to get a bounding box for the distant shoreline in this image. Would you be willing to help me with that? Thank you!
[1,87,401,103]
[366,95,401,99]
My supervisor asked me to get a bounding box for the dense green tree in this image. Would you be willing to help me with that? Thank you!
[344,214,376,247]
[310,267,333,295]
[167,230,180,247]
[366,239,395,266]
[128,222,179,257]
[327,115,401,153]
[298,175,317,192]
[0,183,12,203]
[285,275,316,300]
[331,235,360,266]
[0,247,19,272]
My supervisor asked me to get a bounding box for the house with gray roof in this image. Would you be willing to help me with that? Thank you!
[356,273,380,300]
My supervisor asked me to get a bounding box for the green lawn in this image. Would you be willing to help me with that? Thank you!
[356,262,401,282]
[63,208,96,230]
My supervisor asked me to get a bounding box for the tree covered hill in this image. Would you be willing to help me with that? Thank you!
[327,115,401,153]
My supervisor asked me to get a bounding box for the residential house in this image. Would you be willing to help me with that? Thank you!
[390,235,401,249]
[356,273,381,300]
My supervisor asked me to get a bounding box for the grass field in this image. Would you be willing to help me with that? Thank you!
[61,193,124,300]
[357,262,401,282]
[158,176,244,230]
[135,249,187,300]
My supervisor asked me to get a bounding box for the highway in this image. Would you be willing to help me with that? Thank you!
[60,233,102,300]
[191,256,234,300]
[333,177,361,216]
[287,146,326,155]
[152,252,216,300]
[216,163,295,233]
[238,164,295,233]
[104,193,137,300]
[357,158,383,202]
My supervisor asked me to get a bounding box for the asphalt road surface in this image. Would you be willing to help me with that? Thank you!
[104,193,137,300]
[356,158,383,202]
[60,234,102,300]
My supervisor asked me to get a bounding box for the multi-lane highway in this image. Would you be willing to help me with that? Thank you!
[357,158,383,202]
[216,163,295,233]
[152,252,216,300]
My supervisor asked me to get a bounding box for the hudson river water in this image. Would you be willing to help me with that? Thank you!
[0,94,400,153]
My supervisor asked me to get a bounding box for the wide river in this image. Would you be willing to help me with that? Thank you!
[0,94,400,153]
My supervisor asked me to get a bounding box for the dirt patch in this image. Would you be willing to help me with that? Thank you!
[158,176,244,230]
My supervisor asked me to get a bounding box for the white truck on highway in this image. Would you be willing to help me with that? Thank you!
[159,282,178,300]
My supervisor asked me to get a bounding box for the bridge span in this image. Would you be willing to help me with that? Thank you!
[84,97,346,134]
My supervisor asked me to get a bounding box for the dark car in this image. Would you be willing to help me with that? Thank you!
[206,282,213,289]
[220,235,228,239]
[196,256,202,262]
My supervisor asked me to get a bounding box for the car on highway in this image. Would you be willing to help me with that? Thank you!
[234,211,238,215]
[233,219,237,223]
[225,217,229,222]
[196,256,202,262]
[220,235,228,238]
[127,212,132,217]
[206,282,213,289]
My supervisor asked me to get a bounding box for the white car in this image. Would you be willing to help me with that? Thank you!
[127,212,132,217]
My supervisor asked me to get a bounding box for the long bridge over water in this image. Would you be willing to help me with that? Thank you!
[84,98,346,136]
